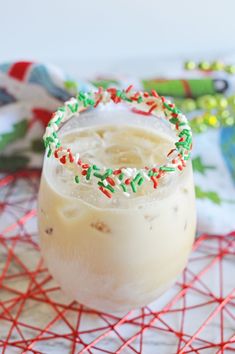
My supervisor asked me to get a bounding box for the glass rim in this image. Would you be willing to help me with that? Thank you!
[43,86,192,198]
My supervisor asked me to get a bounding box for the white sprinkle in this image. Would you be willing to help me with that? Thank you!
[50,142,56,150]
[115,179,121,185]
[123,168,134,178]
[45,126,52,136]
[142,171,150,181]
[75,153,80,163]
[51,123,58,131]
[166,163,175,168]
[103,179,108,186]
[124,192,130,197]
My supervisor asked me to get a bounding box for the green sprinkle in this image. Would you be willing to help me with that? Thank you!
[172,107,181,114]
[116,90,122,97]
[148,170,154,177]
[130,181,137,193]
[179,129,190,137]
[137,96,143,103]
[178,140,191,150]
[169,117,179,124]
[133,172,142,183]
[120,91,125,98]
[138,177,145,186]
[53,132,57,138]
[68,102,78,113]
[98,181,115,193]
[87,98,95,106]
[184,154,191,160]
[163,102,173,111]
[55,118,62,125]
[106,184,115,193]
[175,141,187,149]
[46,136,54,144]
[77,92,86,100]
[101,169,113,180]
[94,172,103,178]
[160,166,176,172]
[86,167,92,180]
[120,183,127,192]
[118,173,124,180]
[92,165,100,170]
[75,175,80,184]
[47,148,52,157]
[58,106,66,112]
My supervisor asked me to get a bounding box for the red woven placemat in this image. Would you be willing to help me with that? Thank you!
[0,170,234,354]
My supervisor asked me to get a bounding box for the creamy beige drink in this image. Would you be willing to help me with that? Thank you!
[38,108,196,313]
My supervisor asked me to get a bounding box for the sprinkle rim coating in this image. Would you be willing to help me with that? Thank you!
[43,86,192,197]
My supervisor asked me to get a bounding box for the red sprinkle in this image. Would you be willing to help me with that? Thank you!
[107,88,117,95]
[151,176,158,189]
[161,96,166,103]
[82,164,90,169]
[69,153,74,163]
[125,84,133,93]
[179,155,186,167]
[167,148,176,157]
[125,178,131,185]
[94,97,102,108]
[148,104,158,114]
[99,186,112,198]
[172,113,178,118]
[54,147,62,158]
[106,177,115,186]
[113,96,121,104]
[113,169,121,175]
[60,155,66,164]
[151,89,159,98]
[82,170,87,176]
[179,137,184,142]
[131,92,140,100]
[97,86,103,95]
[131,108,150,116]
[156,171,163,179]
[172,158,177,164]
[144,92,149,97]
[77,159,82,166]
[130,96,139,101]
[152,168,158,173]
[146,100,155,106]
[178,165,183,171]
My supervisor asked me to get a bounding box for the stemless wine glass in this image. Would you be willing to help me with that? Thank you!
[38,88,196,313]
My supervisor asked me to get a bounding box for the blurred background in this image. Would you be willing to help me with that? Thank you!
[1,0,235,77]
